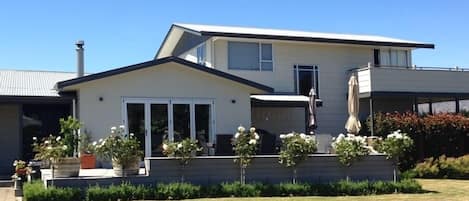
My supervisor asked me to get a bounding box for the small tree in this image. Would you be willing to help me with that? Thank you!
[162,138,201,182]
[279,132,317,184]
[331,133,370,180]
[59,116,81,157]
[377,130,414,182]
[232,126,259,185]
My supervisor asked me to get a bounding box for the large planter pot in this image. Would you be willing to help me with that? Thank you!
[80,154,96,169]
[52,157,80,177]
[112,159,139,177]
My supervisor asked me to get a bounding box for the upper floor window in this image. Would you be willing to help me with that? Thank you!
[294,65,319,97]
[376,49,408,67]
[228,41,273,71]
[196,43,206,65]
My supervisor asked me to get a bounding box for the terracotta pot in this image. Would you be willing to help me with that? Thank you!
[112,158,139,177]
[80,154,96,169]
[52,157,80,177]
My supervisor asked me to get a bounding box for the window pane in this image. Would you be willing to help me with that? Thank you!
[127,103,145,153]
[195,104,210,155]
[380,49,390,66]
[197,44,206,65]
[173,104,190,141]
[390,50,398,66]
[228,41,259,70]
[151,104,168,156]
[299,70,313,96]
[261,44,272,60]
[397,50,407,67]
[261,61,273,71]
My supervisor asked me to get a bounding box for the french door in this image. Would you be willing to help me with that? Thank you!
[123,98,215,157]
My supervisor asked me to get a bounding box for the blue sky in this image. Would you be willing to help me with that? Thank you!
[0,0,468,73]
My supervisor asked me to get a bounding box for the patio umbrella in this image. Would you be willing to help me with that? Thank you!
[345,75,361,134]
[308,88,317,133]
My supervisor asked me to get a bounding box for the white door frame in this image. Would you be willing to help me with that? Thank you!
[122,97,215,157]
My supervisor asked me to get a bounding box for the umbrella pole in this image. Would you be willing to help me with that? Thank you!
[369,97,374,136]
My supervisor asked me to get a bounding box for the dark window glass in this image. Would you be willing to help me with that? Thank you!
[173,104,190,141]
[195,104,210,155]
[374,49,380,66]
[127,103,145,153]
[150,104,168,156]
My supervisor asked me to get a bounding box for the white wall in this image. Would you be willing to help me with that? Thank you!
[178,40,213,67]
[67,62,263,141]
[213,39,374,134]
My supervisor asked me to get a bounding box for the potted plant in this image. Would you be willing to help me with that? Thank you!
[79,133,96,169]
[12,160,30,196]
[279,132,317,184]
[162,138,201,182]
[232,126,259,185]
[94,125,143,177]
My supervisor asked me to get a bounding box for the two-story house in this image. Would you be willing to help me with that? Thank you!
[2,23,468,174]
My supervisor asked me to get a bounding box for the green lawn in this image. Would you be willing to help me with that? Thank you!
[189,179,469,201]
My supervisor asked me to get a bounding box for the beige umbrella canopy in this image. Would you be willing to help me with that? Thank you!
[308,88,317,133]
[345,75,361,134]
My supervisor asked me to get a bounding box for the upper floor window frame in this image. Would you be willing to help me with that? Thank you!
[196,42,207,65]
[375,48,410,67]
[294,64,320,97]
[227,41,274,71]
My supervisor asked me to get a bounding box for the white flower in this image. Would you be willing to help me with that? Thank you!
[47,146,52,150]
[177,143,183,149]
[102,140,106,145]
[250,127,256,133]
[254,133,259,140]
[248,139,257,145]
[62,145,68,150]
[44,140,50,144]
[111,126,117,133]
[92,141,97,146]
[237,126,245,133]
[279,134,286,139]
[129,133,134,137]
[32,137,37,141]
[234,132,240,139]
[299,133,306,139]
[56,136,61,141]
[286,133,294,138]
[162,144,168,151]
[98,138,103,143]
[119,125,125,130]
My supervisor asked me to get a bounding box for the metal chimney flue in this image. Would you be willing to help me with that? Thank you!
[75,40,84,77]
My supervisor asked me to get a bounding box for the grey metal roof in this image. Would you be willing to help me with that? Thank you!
[0,69,77,97]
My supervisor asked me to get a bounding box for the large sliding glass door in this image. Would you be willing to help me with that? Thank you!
[123,98,214,157]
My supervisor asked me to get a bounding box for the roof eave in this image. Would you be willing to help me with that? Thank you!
[200,31,435,49]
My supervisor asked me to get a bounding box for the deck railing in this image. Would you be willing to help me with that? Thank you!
[350,63,469,72]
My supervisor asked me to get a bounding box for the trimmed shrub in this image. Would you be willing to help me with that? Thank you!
[411,155,469,179]
[395,179,422,193]
[86,183,152,201]
[219,182,261,197]
[155,182,201,200]
[275,182,311,196]
[23,181,81,201]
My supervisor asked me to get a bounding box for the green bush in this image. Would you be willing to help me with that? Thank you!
[86,183,152,201]
[412,155,469,179]
[219,182,261,197]
[332,180,371,196]
[155,182,201,200]
[276,182,311,196]
[395,179,422,193]
[23,181,81,201]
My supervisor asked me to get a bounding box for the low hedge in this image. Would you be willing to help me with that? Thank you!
[406,155,469,179]
[23,181,81,201]
[24,179,422,201]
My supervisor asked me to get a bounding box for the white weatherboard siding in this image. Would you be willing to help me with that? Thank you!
[363,68,469,93]
[214,39,374,134]
[66,62,264,141]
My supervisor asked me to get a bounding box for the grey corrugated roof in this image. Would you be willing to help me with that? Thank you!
[0,69,77,97]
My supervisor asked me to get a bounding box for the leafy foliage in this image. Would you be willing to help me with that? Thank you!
[162,138,201,166]
[232,126,259,168]
[93,125,143,167]
[377,130,414,160]
[23,181,81,201]
[59,116,81,157]
[410,154,469,179]
[278,132,317,168]
[32,135,69,162]
[331,134,370,166]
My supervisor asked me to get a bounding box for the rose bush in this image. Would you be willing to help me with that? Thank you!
[331,133,370,167]
[378,130,414,160]
[279,132,317,183]
[232,126,259,184]
[162,138,201,182]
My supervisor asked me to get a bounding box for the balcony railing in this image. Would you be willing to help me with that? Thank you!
[350,63,469,72]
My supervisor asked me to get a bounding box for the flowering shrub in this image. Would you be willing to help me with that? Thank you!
[378,130,414,160]
[279,132,317,168]
[232,126,259,168]
[12,160,30,179]
[93,125,143,167]
[162,138,201,166]
[232,126,259,184]
[331,134,370,166]
[32,135,69,162]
